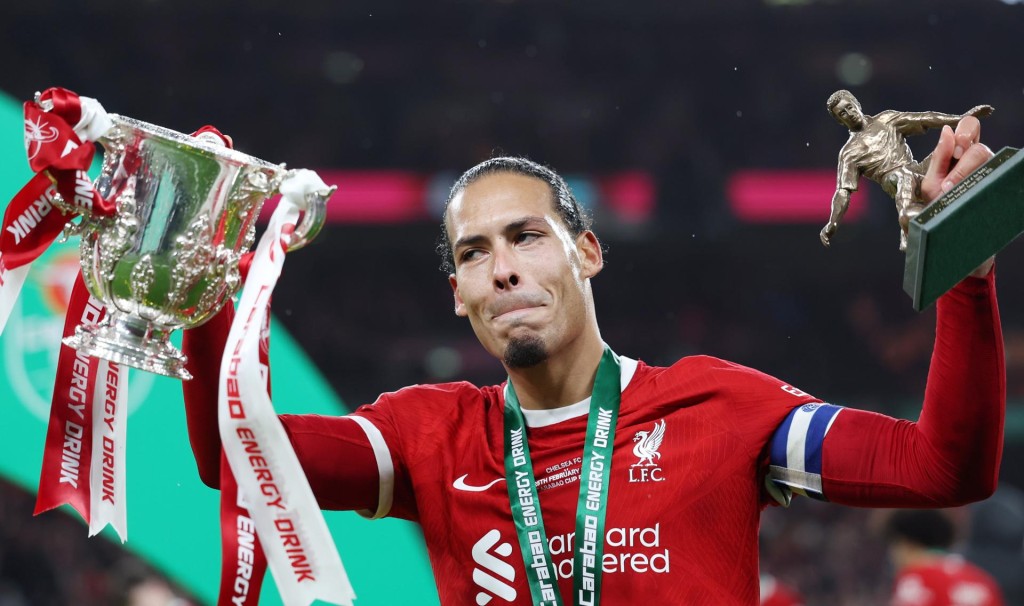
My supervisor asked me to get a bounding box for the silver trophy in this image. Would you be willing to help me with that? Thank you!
[56,114,333,380]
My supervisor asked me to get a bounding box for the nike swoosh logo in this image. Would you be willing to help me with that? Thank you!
[453,474,506,492]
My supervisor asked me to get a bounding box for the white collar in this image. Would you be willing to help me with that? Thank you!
[513,355,638,428]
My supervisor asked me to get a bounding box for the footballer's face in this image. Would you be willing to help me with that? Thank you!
[446,172,603,369]
[832,98,865,130]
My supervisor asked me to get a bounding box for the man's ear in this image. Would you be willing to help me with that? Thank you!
[577,231,604,279]
[449,274,468,317]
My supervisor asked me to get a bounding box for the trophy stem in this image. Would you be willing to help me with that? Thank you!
[62,311,193,380]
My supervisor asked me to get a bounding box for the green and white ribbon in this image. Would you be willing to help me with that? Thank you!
[504,346,621,606]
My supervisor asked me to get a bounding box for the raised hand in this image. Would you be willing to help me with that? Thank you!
[920,116,996,277]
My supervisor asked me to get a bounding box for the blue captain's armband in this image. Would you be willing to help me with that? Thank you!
[766,403,844,505]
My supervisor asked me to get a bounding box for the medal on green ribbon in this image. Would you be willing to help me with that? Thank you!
[503,346,621,606]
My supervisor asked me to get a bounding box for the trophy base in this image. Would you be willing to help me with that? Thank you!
[63,312,192,380]
[904,146,1024,310]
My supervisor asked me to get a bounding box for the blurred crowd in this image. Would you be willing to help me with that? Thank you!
[759,485,1024,605]
[3,2,1024,177]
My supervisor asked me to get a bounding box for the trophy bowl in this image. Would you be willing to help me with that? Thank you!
[60,115,331,379]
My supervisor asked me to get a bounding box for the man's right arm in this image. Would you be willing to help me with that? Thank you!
[181,304,386,514]
[182,304,233,487]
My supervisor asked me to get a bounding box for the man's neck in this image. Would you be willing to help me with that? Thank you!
[506,331,606,411]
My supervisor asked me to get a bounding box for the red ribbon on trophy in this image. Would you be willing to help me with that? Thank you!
[0,87,114,335]
[34,274,103,521]
[217,249,269,606]
[219,450,269,606]
[34,273,129,542]
[0,87,132,540]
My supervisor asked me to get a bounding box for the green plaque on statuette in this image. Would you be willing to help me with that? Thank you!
[904,146,1024,311]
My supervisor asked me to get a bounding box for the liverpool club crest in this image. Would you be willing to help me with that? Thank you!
[629,419,666,483]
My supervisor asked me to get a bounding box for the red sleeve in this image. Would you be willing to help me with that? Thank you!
[181,303,385,514]
[347,383,481,522]
[182,303,235,488]
[821,269,1005,506]
[277,413,388,514]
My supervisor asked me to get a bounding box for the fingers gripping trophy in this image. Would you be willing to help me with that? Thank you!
[820,90,1024,310]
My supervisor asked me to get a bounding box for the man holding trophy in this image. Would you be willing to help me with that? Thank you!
[178,107,1006,605]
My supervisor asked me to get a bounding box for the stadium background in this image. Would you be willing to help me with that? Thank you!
[2,0,1024,603]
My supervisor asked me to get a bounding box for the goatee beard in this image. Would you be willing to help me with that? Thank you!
[503,335,548,369]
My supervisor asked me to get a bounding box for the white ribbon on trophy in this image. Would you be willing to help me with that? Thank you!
[87,358,130,541]
[218,169,354,606]
[0,258,30,334]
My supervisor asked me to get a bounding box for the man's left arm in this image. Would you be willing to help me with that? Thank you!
[769,116,1006,507]
[818,268,1003,506]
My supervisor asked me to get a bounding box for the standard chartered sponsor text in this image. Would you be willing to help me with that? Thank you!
[550,524,669,579]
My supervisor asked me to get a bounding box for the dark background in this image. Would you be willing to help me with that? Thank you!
[2,1,1024,604]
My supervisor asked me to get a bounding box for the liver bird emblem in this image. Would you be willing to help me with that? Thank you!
[631,420,666,467]
[24,116,60,161]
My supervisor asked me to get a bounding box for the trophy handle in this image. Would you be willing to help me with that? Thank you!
[33,90,54,111]
[284,184,335,252]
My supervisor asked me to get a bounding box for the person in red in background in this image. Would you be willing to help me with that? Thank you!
[885,509,1004,606]
[759,573,804,606]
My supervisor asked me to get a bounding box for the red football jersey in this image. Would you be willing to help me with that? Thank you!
[181,269,1002,606]
[892,556,1004,606]
[347,355,816,605]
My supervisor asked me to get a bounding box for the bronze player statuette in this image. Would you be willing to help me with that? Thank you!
[820,90,993,250]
